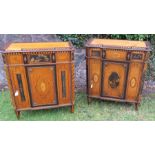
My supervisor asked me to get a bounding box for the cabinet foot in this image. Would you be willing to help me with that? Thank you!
[70,105,74,113]
[87,97,92,105]
[135,103,138,111]
[15,110,21,119]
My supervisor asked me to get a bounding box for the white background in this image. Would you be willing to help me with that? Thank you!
[0,0,155,34]
[0,0,155,155]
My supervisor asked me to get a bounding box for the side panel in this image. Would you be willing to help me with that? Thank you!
[106,49,127,61]
[56,64,71,104]
[126,62,143,101]
[4,66,16,109]
[56,51,71,104]
[88,48,102,96]
[7,54,31,109]
[126,51,145,101]
[3,54,16,109]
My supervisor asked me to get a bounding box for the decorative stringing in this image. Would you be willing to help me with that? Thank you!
[85,44,151,51]
[71,63,75,103]
[16,74,26,102]
[3,47,74,54]
[61,71,66,98]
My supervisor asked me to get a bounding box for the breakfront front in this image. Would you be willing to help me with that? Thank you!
[2,42,75,118]
[85,39,151,110]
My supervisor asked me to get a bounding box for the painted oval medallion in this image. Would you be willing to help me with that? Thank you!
[93,74,99,83]
[130,77,136,88]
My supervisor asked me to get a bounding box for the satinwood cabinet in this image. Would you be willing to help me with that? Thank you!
[85,39,151,110]
[2,42,75,118]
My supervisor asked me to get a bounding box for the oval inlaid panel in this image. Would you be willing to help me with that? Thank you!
[130,77,136,88]
[35,77,51,97]
[93,74,99,83]
[40,82,46,92]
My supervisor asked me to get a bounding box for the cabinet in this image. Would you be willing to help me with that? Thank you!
[85,39,151,110]
[2,42,75,118]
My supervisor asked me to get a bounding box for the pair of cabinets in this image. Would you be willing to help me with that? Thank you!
[2,40,151,118]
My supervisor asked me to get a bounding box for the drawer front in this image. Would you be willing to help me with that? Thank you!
[28,66,57,106]
[130,52,145,61]
[90,48,103,58]
[102,62,127,99]
[7,54,24,64]
[56,51,70,62]
[56,64,71,104]
[24,53,56,64]
[29,54,51,63]
[106,49,127,61]
[23,53,57,64]
[7,54,31,109]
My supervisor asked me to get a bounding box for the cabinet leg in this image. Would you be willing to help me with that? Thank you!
[70,105,74,113]
[15,110,21,119]
[87,97,92,105]
[135,103,138,111]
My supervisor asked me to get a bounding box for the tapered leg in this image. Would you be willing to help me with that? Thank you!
[15,110,21,119]
[87,97,92,105]
[70,105,74,113]
[135,103,138,111]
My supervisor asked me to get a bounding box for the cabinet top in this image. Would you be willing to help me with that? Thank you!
[86,39,151,51]
[4,41,74,53]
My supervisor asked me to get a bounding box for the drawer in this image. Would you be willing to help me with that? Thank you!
[130,52,145,62]
[7,54,24,64]
[106,49,127,61]
[27,54,51,64]
[23,53,57,64]
[56,51,71,62]
[89,48,102,58]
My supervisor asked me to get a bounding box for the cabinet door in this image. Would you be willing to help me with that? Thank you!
[56,64,71,104]
[28,66,57,106]
[88,48,102,96]
[88,59,102,96]
[126,62,143,101]
[9,66,31,109]
[7,55,31,109]
[102,62,127,99]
